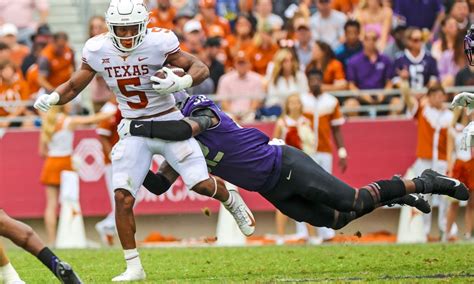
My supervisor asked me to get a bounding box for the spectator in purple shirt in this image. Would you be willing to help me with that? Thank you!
[393,0,445,34]
[449,0,470,31]
[335,20,363,70]
[393,27,439,90]
[346,29,396,115]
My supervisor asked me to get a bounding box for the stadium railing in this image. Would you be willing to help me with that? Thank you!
[1,85,472,124]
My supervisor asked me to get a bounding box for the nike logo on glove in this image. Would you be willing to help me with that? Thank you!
[134,124,143,129]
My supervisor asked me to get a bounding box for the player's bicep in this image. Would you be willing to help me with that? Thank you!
[165,50,195,71]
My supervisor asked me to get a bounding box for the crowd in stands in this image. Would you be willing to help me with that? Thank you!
[1,0,474,126]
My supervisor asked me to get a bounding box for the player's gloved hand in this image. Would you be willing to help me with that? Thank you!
[117,119,132,139]
[34,92,60,112]
[151,67,193,95]
[462,121,474,149]
[451,92,474,109]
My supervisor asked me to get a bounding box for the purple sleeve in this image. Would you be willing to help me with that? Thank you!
[384,57,394,82]
[429,56,439,79]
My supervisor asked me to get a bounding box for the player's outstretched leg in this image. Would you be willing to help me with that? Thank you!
[0,209,82,284]
[382,175,431,213]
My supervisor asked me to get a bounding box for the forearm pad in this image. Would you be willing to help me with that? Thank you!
[142,171,172,195]
[129,120,192,140]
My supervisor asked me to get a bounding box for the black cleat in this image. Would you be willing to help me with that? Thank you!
[387,194,431,214]
[419,169,470,201]
[55,261,83,284]
[384,175,431,213]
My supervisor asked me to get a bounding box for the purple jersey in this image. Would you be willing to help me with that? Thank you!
[181,95,282,192]
[393,50,439,89]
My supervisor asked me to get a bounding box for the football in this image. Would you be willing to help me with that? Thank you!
[154,66,186,79]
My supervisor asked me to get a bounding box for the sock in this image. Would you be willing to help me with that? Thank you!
[223,191,234,207]
[0,262,22,282]
[363,180,407,203]
[124,249,142,271]
[37,247,60,275]
[413,178,426,193]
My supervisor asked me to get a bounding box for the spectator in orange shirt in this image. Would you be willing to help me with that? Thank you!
[226,14,256,67]
[37,32,74,93]
[248,22,279,75]
[0,42,10,61]
[197,0,231,37]
[332,0,359,15]
[0,60,29,127]
[172,9,194,41]
[0,24,29,68]
[307,41,347,92]
[180,20,205,56]
[148,0,176,30]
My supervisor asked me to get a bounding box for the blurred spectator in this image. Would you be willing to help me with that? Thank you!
[255,0,284,30]
[149,0,176,30]
[0,0,49,47]
[354,0,393,51]
[293,17,313,69]
[20,24,51,77]
[0,42,9,61]
[226,13,256,67]
[432,16,459,61]
[310,0,347,50]
[346,29,395,114]
[216,51,264,122]
[37,32,74,93]
[0,60,29,128]
[0,24,29,68]
[401,83,452,240]
[393,0,444,33]
[437,22,466,87]
[214,0,240,25]
[197,0,232,37]
[265,49,309,115]
[393,27,439,90]
[331,0,360,15]
[306,41,347,92]
[383,25,407,61]
[272,0,300,19]
[335,19,363,69]
[248,22,279,75]
[301,65,347,174]
[172,8,195,41]
[181,20,206,56]
[88,16,114,113]
[449,0,470,31]
[201,37,225,91]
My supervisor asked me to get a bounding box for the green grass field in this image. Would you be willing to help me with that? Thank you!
[6,243,474,283]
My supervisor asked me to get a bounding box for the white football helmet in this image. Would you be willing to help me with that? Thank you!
[105,0,149,52]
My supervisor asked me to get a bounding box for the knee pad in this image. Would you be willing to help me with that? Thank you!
[353,187,377,213]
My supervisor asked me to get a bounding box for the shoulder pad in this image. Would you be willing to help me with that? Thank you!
[84,33,109,52]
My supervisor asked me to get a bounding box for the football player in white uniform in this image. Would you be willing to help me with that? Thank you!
[34,0,255,281]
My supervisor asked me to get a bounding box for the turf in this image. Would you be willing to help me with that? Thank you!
[6,243,474,283]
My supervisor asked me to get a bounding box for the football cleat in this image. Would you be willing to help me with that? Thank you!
[223,189,256,236]
[55,261,83,284]
[387,194,431,214]
[419,169,470,201]
[112,268,146,282]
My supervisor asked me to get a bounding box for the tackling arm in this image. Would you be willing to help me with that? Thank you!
[120,108,219,140]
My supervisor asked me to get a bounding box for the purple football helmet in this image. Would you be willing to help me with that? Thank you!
[465,25,474,66]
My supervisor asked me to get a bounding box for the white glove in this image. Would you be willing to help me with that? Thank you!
[34,92,60,112]
[462,121,474,149]
[117,119,131,139]
[451,92,474,109]
[150,67,193,95]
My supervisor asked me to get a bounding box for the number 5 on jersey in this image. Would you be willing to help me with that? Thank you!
[117,77,148,109]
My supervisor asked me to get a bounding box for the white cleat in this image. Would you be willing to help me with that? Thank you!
[223,189,256,236]
[112,268,146,282]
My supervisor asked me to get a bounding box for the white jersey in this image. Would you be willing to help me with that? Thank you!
[82,28,180,118]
